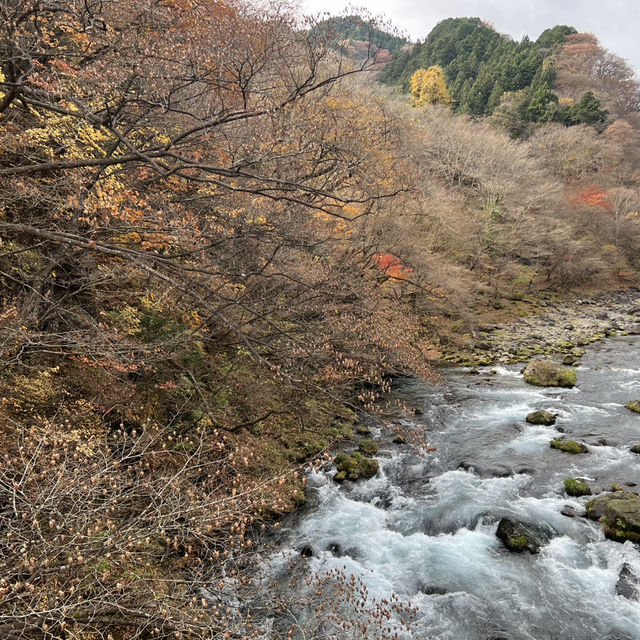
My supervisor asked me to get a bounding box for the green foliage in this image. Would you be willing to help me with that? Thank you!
[566,91,609,127]
[535,25,578,49]
[527,87,559,122]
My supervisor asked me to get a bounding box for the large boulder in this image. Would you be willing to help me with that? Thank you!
[495,517,551,554]
[523,359,576,388]
[585,491,640,543]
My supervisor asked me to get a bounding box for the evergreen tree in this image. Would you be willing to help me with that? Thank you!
[568,91,609,126]
[527,87,559,121]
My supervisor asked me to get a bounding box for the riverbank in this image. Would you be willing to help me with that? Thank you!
[440,287,640,367]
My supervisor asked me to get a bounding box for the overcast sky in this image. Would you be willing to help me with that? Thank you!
[301,0,639,74]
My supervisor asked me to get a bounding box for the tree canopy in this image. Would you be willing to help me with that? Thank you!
[410,66,452,106]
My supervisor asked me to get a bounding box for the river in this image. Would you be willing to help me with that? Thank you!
[264,335,640,640]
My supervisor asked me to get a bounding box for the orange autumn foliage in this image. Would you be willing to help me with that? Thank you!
[571,185,614,212]
[373,252,414,279]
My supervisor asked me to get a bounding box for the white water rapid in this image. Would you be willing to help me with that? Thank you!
[267,336,640,640]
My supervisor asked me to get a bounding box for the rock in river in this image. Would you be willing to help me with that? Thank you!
[585,491,640,543]
[523,359,576,388]
[550,438,589,454]
[333,452,379,482]
[564,477,592,497]
[526,410,556,426]
[496,517,552,554]
[617,563,640,601]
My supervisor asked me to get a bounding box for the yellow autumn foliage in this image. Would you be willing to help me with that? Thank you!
[410,66,452,107]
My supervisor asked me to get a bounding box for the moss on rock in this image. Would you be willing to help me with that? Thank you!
[586,491,640,543]
[631,445,640,454]
[625,401,640,413]
[564,477,592,497]
[523,359,576,388]
[495,517,549,554]
[550,438,588,454]
[526,410,556,426]
[358,439,379,455]
[333,471,347,483]
[333,451,379,482]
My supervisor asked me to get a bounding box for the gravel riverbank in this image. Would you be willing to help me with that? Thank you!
[443,288,640,366]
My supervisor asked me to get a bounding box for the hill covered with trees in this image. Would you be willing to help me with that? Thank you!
[381,18,575,114]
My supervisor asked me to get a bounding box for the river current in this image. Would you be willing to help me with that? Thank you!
[266,336,640,640]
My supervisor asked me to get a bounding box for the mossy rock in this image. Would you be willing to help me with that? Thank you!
[605,496,640,541]
[333,471,347,483]
[631,445,640,454]
[564,477,592,497]
[550,438,588,454]
[625,401,640,413]
[587,491,640,543]
[526,410,556,426]
[359,457,379,478]
[356,425,371,436]
[496,517,550,554]
[334,453,358,474]
[358,439,379,455]
[523,359,576,388]
[333,451,379,482]
[562,355,577,366]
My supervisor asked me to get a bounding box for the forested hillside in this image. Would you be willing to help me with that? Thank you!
[0,2,639,638]
[382,18,574,114]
